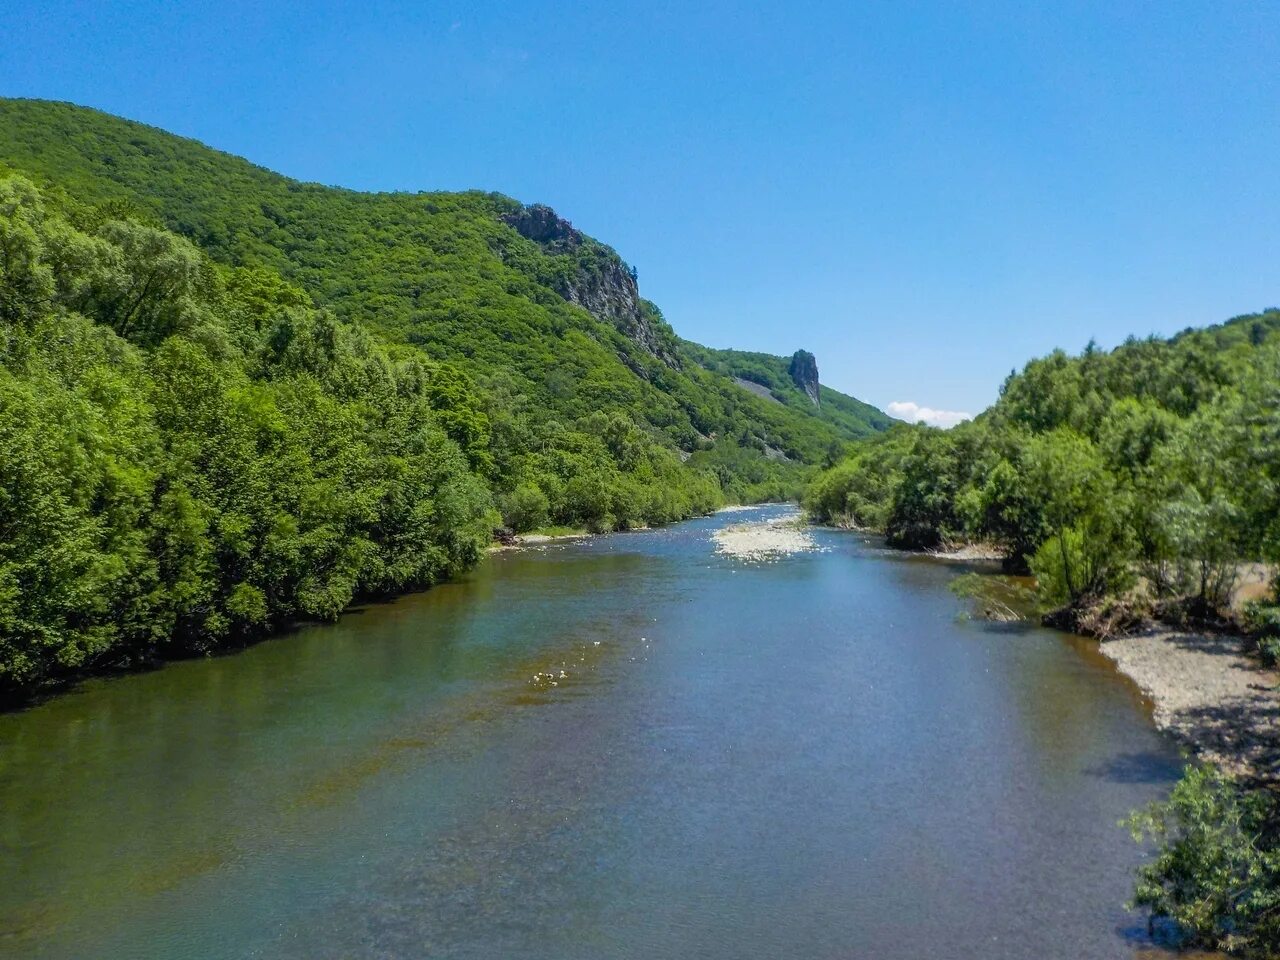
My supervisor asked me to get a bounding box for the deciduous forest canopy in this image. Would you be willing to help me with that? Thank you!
[805,308,1280,618]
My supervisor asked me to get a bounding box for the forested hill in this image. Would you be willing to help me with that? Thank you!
[683,342,893,438]
[0,98,886,463]
[0,97,889,698]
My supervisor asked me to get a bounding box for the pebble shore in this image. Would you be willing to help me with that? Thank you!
[1101,626,1280,781]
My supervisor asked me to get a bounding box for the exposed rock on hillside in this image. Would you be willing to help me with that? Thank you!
[500,203,582,251]
[501,203,679,367]
[732,376,782,405]
[789,349,820,406]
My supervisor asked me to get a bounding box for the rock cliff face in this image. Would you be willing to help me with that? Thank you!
[789,349,821,406]
[500,204,679,367]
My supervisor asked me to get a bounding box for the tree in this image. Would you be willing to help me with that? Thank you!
[1018,430,1132,603]
[0,176,54,327]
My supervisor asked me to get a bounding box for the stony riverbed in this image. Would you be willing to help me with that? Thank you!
[711,516,820,560]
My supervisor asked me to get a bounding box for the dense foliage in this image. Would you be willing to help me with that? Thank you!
[806,312,1280,620]
[0,99,900,696]
[1128,767,1280,956]
[0,175,500,694]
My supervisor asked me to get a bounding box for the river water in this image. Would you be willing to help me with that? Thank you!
[0,506,1186,959]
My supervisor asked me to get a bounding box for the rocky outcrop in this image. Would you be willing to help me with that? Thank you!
[500,203,582,252]
[789,350,820,406]
[500,204,679,368]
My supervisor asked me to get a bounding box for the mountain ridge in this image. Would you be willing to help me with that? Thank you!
[0,97,888,459]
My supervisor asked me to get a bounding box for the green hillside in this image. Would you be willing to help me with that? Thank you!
[0,97,891,697]
[0,98,887,469]
[683,342,893,440]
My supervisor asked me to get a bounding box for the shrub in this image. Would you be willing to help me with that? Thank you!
[1127,766,1280,956]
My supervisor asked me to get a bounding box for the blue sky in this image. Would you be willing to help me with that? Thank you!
[5,1,1278,420]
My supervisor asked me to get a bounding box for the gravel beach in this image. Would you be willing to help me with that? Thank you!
[1101,626,1280,781]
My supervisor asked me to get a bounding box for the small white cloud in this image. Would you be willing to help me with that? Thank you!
[887,401,972,429]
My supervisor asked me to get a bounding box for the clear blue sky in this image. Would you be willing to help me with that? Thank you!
[5,1,1278,419]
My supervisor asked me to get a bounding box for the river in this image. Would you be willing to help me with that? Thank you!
[0,505,1186,959]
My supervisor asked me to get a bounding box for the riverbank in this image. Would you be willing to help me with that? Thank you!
[924,542,1006,563]
[1074,566,1278,782]
[864,527,1280,782]
[487,528,592,552]
[815,517,1007,564]
[1101,626,1279,782]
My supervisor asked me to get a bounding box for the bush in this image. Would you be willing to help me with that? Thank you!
[1029,523,1134,608]
[500,483,550,533]
[1243,602,1280,666]
[1127,766,1280,956]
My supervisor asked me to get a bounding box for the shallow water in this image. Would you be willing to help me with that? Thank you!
[0,506,1187,959]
